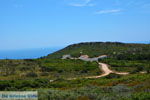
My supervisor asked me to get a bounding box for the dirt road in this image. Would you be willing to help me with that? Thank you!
[85,62,129,79]
[67,62,129,80]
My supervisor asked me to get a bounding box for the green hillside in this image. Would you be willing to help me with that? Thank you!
[45,42,150,60]
[44,42,150,73]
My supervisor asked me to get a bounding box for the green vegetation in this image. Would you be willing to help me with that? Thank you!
[100,59,150,73]
[0,74,149,100]
[45,42,150,59]
[0,42,150,100]
[38,59,100,79]
[0,59,99,80]
[45,42,150,74]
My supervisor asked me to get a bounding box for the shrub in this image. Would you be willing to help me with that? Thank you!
[105,73,121,79]
[40,66,56,72]
[0,81,11,90]
[25,72,38,77]
[40,72,49,76]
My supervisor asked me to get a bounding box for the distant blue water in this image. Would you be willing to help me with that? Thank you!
[0,47,62,59]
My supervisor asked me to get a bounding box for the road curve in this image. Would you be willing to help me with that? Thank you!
[67,62,129,80]
[85,62,129,79]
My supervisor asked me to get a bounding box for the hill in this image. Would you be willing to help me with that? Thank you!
[45,42,150,60]
[44,42,150,74]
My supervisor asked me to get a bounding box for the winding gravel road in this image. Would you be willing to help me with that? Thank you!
[85,62,129,79]
[67,62,129,80]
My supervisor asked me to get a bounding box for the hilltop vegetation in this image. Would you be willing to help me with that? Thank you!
[45,42,150,59]
[45,42,150,73]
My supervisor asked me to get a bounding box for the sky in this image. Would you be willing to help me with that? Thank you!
[0,0,150,50]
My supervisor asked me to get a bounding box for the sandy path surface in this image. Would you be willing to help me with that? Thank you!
[67,62,129,80]
[85,63,129,79]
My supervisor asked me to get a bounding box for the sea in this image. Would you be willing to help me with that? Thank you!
[0,47,62,59]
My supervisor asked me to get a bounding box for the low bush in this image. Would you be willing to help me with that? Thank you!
[25,72,38,77]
